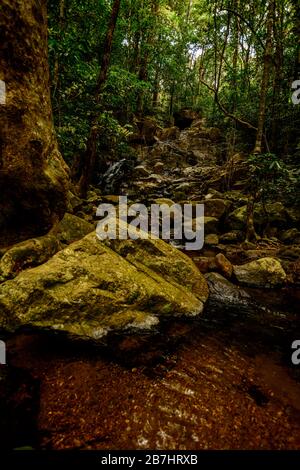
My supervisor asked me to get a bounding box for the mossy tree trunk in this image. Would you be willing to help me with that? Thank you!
[0,0,69,247]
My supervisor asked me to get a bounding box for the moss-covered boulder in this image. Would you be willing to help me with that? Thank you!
[0,231,208,339]
[233,257,287,288]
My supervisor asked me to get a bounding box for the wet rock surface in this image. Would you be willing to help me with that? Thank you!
[233,258,287,288]
[0,230,208,338]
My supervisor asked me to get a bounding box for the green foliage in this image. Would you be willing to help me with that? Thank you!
[248,153,300,203]
[96,111,133,157]
[47,0,300,171]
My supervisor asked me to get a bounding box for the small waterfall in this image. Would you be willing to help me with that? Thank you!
[100,159,134,194]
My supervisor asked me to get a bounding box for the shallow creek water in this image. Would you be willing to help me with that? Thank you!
[3,285,300,450]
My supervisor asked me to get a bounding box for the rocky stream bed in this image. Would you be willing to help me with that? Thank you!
[1,117,300,450]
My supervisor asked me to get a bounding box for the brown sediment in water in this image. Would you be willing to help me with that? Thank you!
[6,303,300,450]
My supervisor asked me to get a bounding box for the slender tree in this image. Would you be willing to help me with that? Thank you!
[253,1,274,154]
[78,0,121,197]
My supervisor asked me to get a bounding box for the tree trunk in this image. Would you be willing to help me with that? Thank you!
[292,0,300,79]
[231,0,240,113]
[270,1,284,152]
[78,0,121,198]
[253,1,274,154]
[0,0,69,247]
[136,0,159,116]
[152,67,160,109]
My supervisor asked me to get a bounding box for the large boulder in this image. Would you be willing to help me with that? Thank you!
[0,231,208,339]
[233,257,287,288]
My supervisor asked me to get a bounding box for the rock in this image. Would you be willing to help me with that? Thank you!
[280,228,300,244]
[278,246,300,261]
[243,249,280,262]
[205,234,219,246]
[133,165,150,177]
[192,256,216,274]
[0,229,208,338]
[233,257,287,288]
[100,195,123,205]
[153,162,165,174]
[291,258,300,285]
[174,109,199,130]
[147,174,163,183]
[191,119,205,129]
[154,198,176,207]
[67,191,83,212]
[130,117,159,145]
[0,214,94,281]
[205,272,252,310]
[227,202,287,231]
[86,193,101,206]
[157,127,180,141]
[174,182,193,195]
[215,253,233,279]
[51,213,94,245]
[219,231,244,243]
[205,189,223,199]
[223,190,248,206]
[204,217,219,234]
[240,241,257,250]
[202,199,231,218]
[0,234,61,281]
[286,207,300,225]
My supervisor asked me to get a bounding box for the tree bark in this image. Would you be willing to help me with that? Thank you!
[78,0,121,197]
[0,0,69,247]
[292,0,300,79]
[253,1,274,154]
